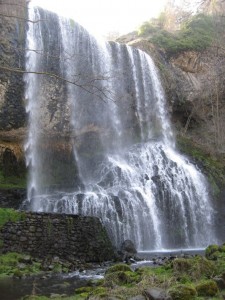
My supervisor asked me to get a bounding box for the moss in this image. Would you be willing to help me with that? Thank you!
[22,297,50,300]
[0,169,26,189]
[91,287,108,297]
[172,256,216,280]
[168,284,197,300]
[176,135,225,195]
[104,270,140,287]
[0,208,26,230]
[0,252,42,278]
[196,280,219,296]
[206,244,225,262]
[105,264,133,274]
[205,244,220,259]
[75,287,94,294]
[172,258,192,274]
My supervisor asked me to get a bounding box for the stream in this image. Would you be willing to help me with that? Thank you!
[0,249,205,300]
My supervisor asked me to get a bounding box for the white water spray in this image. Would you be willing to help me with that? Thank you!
[24,4,217,250]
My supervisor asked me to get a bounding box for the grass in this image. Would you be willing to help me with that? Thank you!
[4,247,225,299]
[0,169,26,189]
[0,208,26,230]
[0,252,42,278]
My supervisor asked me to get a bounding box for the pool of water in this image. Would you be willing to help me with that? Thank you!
[0,268,105,300]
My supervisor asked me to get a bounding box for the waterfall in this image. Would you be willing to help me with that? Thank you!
[24,4,217,250]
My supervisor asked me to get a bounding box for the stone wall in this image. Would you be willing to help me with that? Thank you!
[0,212,115,262]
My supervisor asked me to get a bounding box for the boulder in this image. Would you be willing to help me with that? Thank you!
[119,239,137,262]
[128,296,146,300]
[144,287,171,300]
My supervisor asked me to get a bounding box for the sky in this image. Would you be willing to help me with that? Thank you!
[31,0,167,37]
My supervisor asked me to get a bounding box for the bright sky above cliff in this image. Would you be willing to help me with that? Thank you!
[31,0,167,37]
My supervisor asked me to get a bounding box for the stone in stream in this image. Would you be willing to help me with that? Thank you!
[119,239,138,262]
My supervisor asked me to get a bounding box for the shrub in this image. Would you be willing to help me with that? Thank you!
[139,13,215,56]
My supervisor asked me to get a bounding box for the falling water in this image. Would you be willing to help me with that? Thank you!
[24,4,217,250]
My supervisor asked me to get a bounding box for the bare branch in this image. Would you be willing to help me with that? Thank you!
[0,12,45,23]
[0,65,110,102]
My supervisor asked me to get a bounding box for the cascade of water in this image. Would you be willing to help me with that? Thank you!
[24,6,44,208]
[24,4,217,250]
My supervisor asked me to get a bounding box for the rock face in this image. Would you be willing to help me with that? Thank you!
[0,0,27,175]
[1,1,225,164]
[126,39,225,156]
[0,212,115,262]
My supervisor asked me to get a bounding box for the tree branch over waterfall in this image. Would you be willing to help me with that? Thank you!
[0,65,116,103]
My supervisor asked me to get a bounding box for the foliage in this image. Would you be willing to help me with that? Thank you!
[0,169,26,189]
[0,208,25,230]
[206,243,225,274]
[205,244,220,259]
[138,13,215,56]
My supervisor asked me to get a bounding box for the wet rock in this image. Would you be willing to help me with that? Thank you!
[119,239,138,262]
[121,240,137,255]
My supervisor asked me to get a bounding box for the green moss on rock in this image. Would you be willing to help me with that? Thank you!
[104,270,140,287]
[168,284,197,300]
[0,252,42,278]
[172,256,215,280]
[105,263,133,274]
[205,244,220,259]
[195,279,219,296]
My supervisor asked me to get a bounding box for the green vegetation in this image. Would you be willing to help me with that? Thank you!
[168,284,197,300]
[195,280,219,296]
[139,14,216,56]
[177,135,225,196]
[105,263,133,274]
[0,169,26,189]
[8,246,225,299]
[0,252,42,278]
[0,208,25,230]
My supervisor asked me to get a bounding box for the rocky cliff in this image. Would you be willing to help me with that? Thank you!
[0,0,225,195]
[0,0,27,178]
